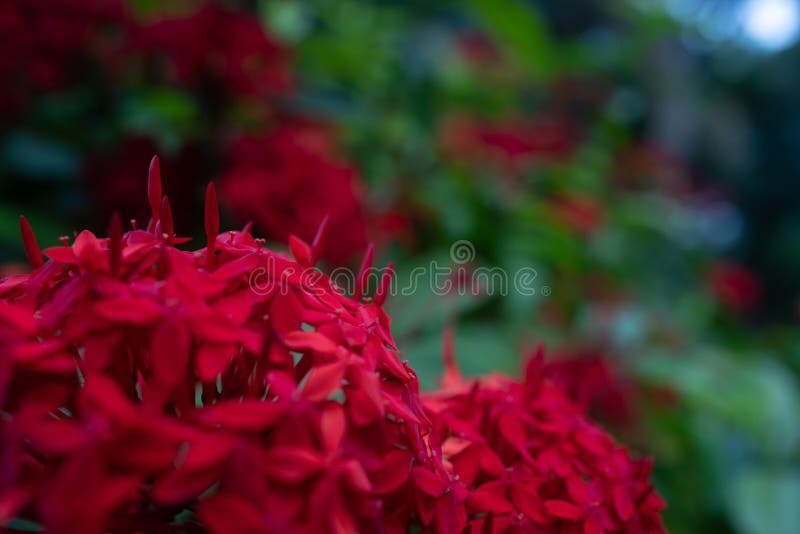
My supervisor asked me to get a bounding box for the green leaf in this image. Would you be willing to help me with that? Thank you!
[469,0,556,81]
[120,88,199,150]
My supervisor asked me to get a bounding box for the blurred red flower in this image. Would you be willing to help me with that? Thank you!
[0,0,128,116]
[440,114,574,172]
[134,4,292,99]
[707,261,761,312]
[220,124,368,265]
[543,350,634,425]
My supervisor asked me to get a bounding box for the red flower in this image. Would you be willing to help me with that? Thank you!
[706,261,761,312]
[3,159,665,532]
[0,0,129,116]
[543,350,633,425]
[134,4,292,99]
[421,346,666,533]
[0,158,432,533]
[440,114,574,172]
[220,124,368,264]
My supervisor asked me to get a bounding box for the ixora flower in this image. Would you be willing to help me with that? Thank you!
[0,0,129,116]
[440,114,574,172]
[0,157,440,533]
[0,158,664,533]
[134,3,292,99]
[420,339,666,534]
[220,123,368,265]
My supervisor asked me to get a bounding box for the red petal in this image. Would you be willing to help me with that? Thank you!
[510,483,547,523]
[151,314,191,388]
[320,402,346,453]
[468,482,513,513]
[195,343,235,382]
[289,234,313,267]
[301,359,347,402]
[354,244,374,301]
[341,459,372,493]
[284,330,339,355]
[212,252,260,281]
[269,290,303,341]
[382,390,421,423]
[566,476,588,503]
[197,494,265,534]
[612,484,635,521]
[263,447,325,483]
[148,155,162,225]
[160,195,174,241]
[544,500,586,520]
[151,465,221,506]
[437,490,467,534]
[347,389,381,426]
[498,413,527,449]
[584,516,604,534]
[94,296,164,325]
[214,290,253,325]
[73,230,107,271]
[194,400,284,431]
[413,467,449,498]
[374,450,412,494]
[19,215,43,268]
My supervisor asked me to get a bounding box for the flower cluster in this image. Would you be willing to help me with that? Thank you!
[134,4,292,99]
[0,0,127,116]
[543,350,633,425]
[0,161,664,533]
[0,160,420,533]
[419,344,666,533]
[220,123,368,264]
[440,115,574,172]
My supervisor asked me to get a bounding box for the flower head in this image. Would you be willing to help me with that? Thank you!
[421,345,666,533]
[220,123,368,264]
[0,0,128,115]
[135,4,292,99]
[0,158,429,533]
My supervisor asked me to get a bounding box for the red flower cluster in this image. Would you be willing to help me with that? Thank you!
[542,351,634,425]
[0,0,128,116]
[0,160,421,533]
[420,345,666,533]
[134,4,292,98]
[440,115,574,172]
[1,162,664,533]
[221,124,368,264]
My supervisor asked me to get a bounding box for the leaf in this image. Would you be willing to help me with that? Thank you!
[469,0,556,81]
